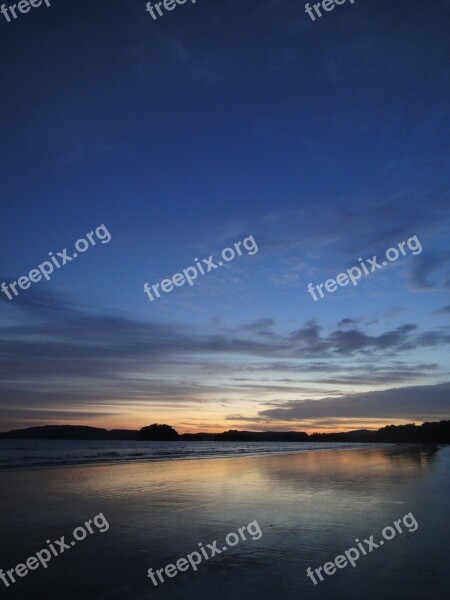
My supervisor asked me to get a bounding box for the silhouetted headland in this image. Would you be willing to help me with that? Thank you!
[0,420,449,443]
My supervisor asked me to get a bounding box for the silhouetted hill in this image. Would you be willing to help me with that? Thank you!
[0,420,448,443]
[137,424,179,441]
[0,425,137,440]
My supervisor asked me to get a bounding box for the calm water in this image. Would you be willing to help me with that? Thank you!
[0,440,376,470]
[0,445,448,600]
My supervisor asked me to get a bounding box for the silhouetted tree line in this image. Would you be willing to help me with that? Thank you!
[0,420,449,443]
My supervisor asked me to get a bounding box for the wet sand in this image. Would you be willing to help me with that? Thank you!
[0,444,449,600]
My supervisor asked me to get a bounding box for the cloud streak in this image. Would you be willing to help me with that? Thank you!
[1,286,449,429]
[258,382,450,422]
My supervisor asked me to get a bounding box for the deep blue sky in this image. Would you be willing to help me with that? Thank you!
[0,0,449,432]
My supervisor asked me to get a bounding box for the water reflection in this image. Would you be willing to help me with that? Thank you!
[0,445,448,600]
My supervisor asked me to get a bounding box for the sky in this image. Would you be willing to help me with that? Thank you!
[0,0,449,433]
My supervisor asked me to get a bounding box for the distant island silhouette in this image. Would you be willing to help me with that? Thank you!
[0,420,449,443]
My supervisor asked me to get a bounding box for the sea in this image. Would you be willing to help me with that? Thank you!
[0,439,376,470]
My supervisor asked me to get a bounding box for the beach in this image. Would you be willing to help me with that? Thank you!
[0,444,449,600]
